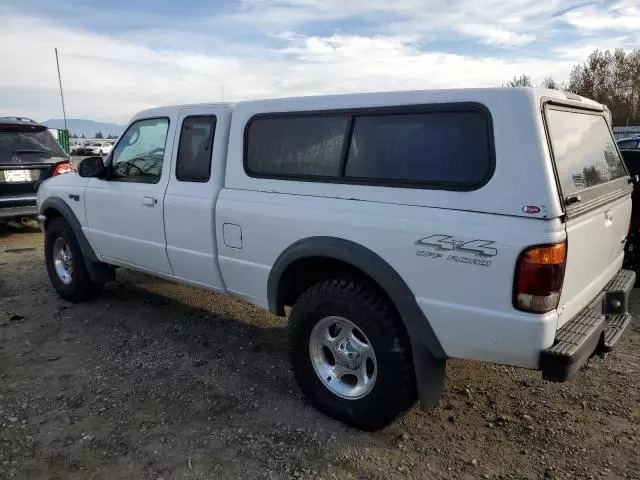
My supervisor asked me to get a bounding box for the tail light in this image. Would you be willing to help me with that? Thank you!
[513,241,567,313]
[52,161,74,176]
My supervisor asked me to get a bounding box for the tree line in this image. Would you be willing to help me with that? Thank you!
[70,132,118,139]
[505,49,640,126]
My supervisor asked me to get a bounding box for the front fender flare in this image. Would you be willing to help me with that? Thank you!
[40,196,112,283]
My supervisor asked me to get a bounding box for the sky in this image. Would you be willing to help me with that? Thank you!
[0,0,638,124]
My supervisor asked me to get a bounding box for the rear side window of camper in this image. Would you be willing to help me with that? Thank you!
[245,104,494,190]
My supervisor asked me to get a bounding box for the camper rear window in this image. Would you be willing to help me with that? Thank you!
[546,108,626,197]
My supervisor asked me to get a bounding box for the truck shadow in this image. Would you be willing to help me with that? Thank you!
[98,271,294,388]
[45,270,357,473]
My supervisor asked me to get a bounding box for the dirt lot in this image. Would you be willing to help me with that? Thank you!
[0,222,639,480]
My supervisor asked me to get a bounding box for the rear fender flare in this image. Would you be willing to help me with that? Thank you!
[268,236,446,409]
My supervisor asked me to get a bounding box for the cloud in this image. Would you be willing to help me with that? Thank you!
[0,0,635,122]
[563,1,640,30]
[0,14,576,122]
[460,25,535,47]
[222,0,544,42]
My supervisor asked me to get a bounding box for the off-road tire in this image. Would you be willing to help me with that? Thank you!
[288,279,417,430]
[45,217,103,302]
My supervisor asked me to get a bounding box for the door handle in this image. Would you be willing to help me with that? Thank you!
[142,196,156,207]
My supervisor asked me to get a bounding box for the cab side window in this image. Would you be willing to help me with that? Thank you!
[111,118,169,183]
[176,115,217,182]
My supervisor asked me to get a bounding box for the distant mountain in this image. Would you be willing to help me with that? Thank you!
[42,118,125,138]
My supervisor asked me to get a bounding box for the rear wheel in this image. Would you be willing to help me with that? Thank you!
[45,218,103,302]
[288,279,417,430]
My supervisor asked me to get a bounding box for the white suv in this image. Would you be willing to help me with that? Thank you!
[89,141,113,156]
[36,88,635,430]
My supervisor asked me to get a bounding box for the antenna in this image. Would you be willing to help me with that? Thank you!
[54,48,68,131]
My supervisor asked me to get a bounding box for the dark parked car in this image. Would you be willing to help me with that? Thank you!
[622,147,640,273]
[0,117,73,221]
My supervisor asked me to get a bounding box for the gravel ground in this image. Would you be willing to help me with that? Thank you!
[1,221,639,480]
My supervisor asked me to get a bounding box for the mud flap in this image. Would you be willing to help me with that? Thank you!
[412,340,446,409]
[86,260,115,284]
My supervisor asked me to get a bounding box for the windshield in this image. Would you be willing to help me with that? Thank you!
[546,108,627,198]
[0,129,67,161]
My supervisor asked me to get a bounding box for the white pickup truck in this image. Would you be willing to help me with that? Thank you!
[37,88,635,430]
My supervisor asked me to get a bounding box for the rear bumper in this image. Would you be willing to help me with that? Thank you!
[540,268,635,382]
[0,195,37,219]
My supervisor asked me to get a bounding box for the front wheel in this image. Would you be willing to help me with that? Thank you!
[288,279,417,430]
[45,218,103,302]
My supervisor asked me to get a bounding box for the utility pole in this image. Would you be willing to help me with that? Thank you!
[54,48,68,131]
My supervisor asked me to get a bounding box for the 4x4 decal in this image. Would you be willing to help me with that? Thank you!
[415,234,497,267]
[416,234,498,257]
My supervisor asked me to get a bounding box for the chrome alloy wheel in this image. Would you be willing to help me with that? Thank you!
[52,237,73,284]
[309,316,377,399]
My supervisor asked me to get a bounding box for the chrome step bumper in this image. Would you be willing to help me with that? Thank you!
[540,268,635,382]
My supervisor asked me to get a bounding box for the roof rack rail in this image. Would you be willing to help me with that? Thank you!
[0,116,38,123]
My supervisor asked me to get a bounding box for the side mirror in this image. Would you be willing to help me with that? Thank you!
[78,156,106,178]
